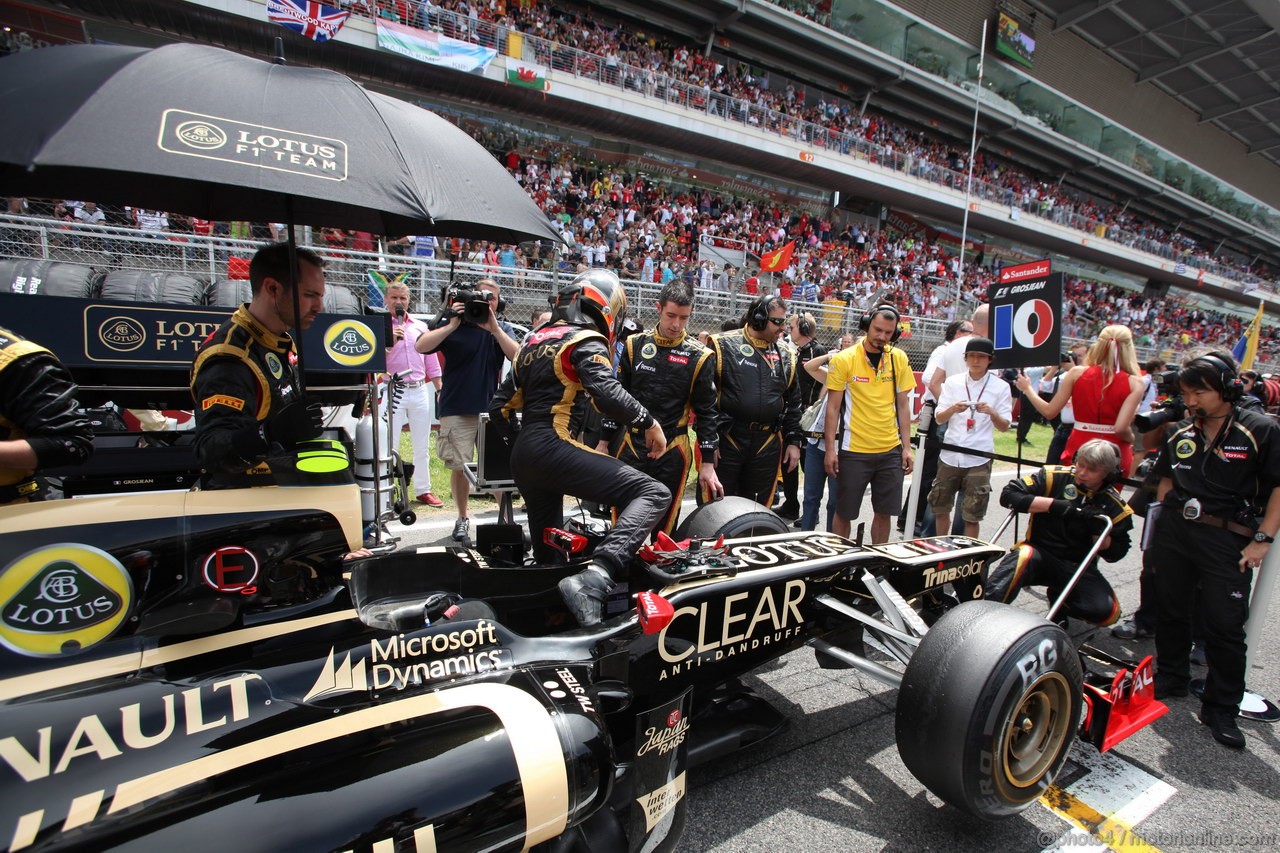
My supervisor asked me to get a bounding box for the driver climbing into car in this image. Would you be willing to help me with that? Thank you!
[191,242,327,488]
[0,325,94,505]
[986,439,1133,626]
[491,270,670,628]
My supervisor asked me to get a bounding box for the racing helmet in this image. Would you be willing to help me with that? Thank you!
[552,269,628,341]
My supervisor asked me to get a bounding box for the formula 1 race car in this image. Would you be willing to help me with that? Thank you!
[0,476,1167,852]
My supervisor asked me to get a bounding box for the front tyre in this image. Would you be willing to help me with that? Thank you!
[895,600,1081,820]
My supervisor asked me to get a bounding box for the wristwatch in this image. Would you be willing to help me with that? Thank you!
[1255,531,1276,544]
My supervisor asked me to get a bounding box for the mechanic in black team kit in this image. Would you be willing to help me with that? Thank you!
[492,270,670,627]
[1148,352,1280,750]
[191,243,327,488]
[705,295,803,506]
[0,326,93,505]
[607,281,723,536]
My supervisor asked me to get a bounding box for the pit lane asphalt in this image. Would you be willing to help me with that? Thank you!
[388,468,1280,853]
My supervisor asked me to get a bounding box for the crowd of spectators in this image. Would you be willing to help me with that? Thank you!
[334,0,1278,292]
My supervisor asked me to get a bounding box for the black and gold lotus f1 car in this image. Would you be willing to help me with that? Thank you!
[0,482,1165,852]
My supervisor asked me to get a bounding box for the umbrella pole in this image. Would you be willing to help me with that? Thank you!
[285,197,306,392]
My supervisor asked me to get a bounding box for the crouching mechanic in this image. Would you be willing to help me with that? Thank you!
[607,281,723,536]
[0,326,93,504]
[192,243,327,487]
[491,270,670,627]
[986,439,1133,625]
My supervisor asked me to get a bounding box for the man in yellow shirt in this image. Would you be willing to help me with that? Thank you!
[823,305,915,543]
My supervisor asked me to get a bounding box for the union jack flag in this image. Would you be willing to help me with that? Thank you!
[266,0,350,43]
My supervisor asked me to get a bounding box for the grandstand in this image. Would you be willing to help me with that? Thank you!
[0,0,1276,371]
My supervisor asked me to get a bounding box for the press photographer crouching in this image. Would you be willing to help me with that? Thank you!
[1148,351,1280,750]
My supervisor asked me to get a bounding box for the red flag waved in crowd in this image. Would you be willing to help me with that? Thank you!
[759,240,795,274]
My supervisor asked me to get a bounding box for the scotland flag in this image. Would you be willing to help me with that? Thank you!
[266,0,350,43]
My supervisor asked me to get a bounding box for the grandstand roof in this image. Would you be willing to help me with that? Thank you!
[1028,0,1280,171]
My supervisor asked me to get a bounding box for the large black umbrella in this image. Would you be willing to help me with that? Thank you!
[0,42,559,244]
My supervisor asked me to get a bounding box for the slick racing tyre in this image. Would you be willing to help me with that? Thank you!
[675,496,789,539]
[101,270,205,304]
[895,600,1081,820]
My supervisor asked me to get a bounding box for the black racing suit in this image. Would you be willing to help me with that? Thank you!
[607,329,718,536]
[191,305,303,488]
[491,322,669,577]
[0,326,93,504]
[1148,407,1280,711]
[986,465,1133,625]
[704,328,803,506]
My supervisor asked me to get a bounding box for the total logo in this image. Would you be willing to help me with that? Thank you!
[323,320,376,366]
[0,544,133,657]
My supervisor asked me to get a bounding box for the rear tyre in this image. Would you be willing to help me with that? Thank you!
[674,496,789,540]
[896,600,1081,820]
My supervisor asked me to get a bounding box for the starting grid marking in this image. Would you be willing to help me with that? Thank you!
[1039,742,1176,853]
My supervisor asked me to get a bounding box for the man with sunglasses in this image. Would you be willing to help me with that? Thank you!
[705,295,803,507]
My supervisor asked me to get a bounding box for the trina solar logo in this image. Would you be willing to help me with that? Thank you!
[97,316,146,353]
[323,320,376,366]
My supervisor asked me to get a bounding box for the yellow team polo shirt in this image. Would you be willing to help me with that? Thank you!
[826,339,915,453]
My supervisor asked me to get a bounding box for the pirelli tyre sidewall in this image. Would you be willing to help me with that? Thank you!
[895,600,1081,820]
[674,496,789,539]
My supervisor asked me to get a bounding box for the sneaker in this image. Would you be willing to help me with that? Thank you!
[775,501,800,520]
[417,492,444,508]
[558,565,613,627]
[1111,618,1155,640]
[451,517,472,545]
[1200,705,1246,749]
[1190,641,1207,666]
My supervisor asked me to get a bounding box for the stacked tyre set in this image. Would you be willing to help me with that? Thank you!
[0,258,362,311]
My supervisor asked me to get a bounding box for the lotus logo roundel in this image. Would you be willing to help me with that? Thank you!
[1012,299,1055,349]
[0,544,133,657]
[174,120,228,150]
[323,320,376,366]
[98,316,146,352]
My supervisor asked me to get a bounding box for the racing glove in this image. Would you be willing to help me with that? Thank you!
[266,398,325,446]
[1049,499,1077,517]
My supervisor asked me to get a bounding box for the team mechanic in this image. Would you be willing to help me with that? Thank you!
[0,326,93,505]
[704,295,803,506]
[191,243,327,488]
[606,281,723,536]
[492,270,669,627]
[986,439,1133,625]
[1148,351,1280,750]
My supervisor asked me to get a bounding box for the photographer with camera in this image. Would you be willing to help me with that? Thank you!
[414,277,519,546]
[1147,351,1280,750]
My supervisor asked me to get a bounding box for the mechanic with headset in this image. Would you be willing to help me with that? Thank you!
[985,439,1133,625]
[1147,351,1280,750]
[0,326,93,505]
[776,311,826,521]
[824,304,915,544]
[704,294,803,507]
[606,280,723,537]
[191,243,327,488]
[491,270,669,627]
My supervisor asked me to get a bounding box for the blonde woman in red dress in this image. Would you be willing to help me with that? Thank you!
[1015,324,1145,473]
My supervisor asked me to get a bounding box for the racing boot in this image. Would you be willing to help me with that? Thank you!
[558,564,613,628]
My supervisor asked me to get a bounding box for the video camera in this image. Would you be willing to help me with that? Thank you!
[1133,369,1185,433]
[442,283,496,325]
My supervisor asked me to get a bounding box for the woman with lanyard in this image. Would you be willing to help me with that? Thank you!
[1016,325,1145,474]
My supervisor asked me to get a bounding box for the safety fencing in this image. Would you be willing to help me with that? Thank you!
[1,214,1274,373]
